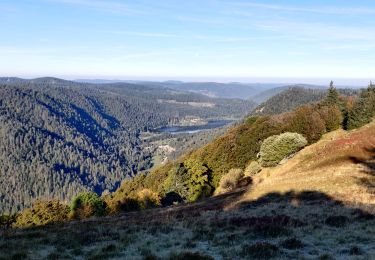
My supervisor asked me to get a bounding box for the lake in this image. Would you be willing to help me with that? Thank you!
[154,120,234,134]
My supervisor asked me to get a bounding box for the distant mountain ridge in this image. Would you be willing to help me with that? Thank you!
[75,79,322,101]
[76,79,287,99]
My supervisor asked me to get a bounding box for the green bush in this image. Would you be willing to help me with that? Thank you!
[0,214,17,228]
[14,200,69,227]
[244,161,262,176]
[245,116,260,125]
[70,192,106,219]
[163,159,213,202]
[259,132,307,167]
[137,189,161,209]
[216,168,244,194]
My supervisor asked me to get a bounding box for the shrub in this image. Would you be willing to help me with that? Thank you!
[317,105,343,131]
[105,196,140,214]
[70,192,106,219]
[0,214,17,229]
[14,200,69,227]
[163,160,213,202]
[137,189,161,209]
[244,161,262,176]
[259,132,307,167]
[216,168,244,194]
[160,192,183,207]
[184,159,213,202]
[288,106,326,143]
[245,116,260,125]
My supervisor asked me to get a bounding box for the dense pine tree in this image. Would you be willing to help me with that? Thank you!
[344,82,375,130]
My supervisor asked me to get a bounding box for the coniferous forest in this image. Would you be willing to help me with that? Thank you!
[0,77,256,213]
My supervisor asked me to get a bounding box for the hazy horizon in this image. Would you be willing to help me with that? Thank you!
[2,75,371,87]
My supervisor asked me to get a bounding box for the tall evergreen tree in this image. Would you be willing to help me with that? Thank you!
[345,82,375,130]
[325,81,340,105]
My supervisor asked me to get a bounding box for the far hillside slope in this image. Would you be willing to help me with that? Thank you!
[252,87,327,115]
[252,87,360,115]
[250,84,325,104]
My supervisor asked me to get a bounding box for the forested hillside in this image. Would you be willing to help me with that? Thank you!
[136,81,286,100]
[107,83,373,208]
[1,84,374,260]
[77,79,287,100]
[0,78,256,213]
[252,87,360,115]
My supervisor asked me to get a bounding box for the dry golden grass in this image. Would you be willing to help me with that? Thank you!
[239,121,375,211]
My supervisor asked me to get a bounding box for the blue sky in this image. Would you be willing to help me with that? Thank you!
[1,0,375,84]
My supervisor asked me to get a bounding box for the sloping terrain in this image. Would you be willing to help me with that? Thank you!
[252,87,360,116]
[243,121,375,206]
[0,78,256,214]
[1,123,374,259]
[252,87,327,115]
[249,84,324,104]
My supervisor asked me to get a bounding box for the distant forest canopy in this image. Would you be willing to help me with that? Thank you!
[0,77,256,214]
[252,87,361,116]
[76,79,329,102]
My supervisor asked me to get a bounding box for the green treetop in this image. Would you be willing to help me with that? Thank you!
[325,81,340,105]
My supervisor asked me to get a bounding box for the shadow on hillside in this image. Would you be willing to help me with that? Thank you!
[125,189,374,226]
[350,147,375,173]
[237,190,338,208]
[231,190,375,227]
[91,189,375,245]
[350,147,375,189]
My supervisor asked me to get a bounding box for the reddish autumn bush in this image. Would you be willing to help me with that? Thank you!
[287,105,326,143]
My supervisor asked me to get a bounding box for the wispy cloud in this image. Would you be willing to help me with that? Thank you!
[111,31,182,38]
[110,30,281,42]
[252,20,375,41]
[174,15,229,25]
[47,0,144,15]
[229,2,375,15]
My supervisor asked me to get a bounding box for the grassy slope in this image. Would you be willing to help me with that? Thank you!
[1,124,375,259]
[242,121,375,208]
